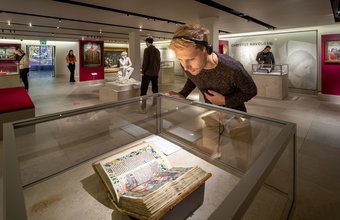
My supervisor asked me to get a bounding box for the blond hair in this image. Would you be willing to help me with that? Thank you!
[16,48,25,55]
[169,23,210,51]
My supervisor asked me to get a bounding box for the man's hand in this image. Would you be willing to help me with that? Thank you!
[204,90,226,106]
[165,91,184,98]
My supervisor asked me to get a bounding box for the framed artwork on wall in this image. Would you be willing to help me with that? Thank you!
[324,40,340,63]
[104,47,127,72]
[82,42,103,67]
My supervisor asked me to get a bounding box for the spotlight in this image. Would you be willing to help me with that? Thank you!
[7,20,11,26]
[59,19,62,23]
[29,22,32,27]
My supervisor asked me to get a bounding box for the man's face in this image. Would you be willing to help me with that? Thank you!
[264,48,270,53]
[175,46,206,75]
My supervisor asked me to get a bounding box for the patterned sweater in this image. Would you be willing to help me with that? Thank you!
[179,53,257,111]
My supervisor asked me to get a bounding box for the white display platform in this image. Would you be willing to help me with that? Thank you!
[99,80,140,102]
[159,68,174,84]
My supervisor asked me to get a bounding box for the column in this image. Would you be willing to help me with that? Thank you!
[199,17,219,102]
[128,32,141,81]
[199,17,219,54]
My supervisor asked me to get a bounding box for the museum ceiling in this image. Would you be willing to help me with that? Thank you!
[0,0,337,42]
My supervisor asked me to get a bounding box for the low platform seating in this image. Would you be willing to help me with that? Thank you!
[0,87,35,140]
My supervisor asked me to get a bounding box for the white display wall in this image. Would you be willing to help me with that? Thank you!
[141,42,185,76]
[221,31,317,90]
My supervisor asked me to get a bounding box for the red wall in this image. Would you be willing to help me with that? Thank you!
[78,40,104,82]
[321,34,340,95]
[218,40,228,54]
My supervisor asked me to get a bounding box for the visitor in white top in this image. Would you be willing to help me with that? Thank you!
[118,51,134,79]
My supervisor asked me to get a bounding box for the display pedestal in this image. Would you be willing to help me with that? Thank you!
[0,73,21,89]
[0,87,35,140]
[99,81,140,102]
[159,67,174,84]
[252,73,288,99]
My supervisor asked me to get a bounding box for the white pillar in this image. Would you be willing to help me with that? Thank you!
[128,32,141,81]
[199,17,219,54]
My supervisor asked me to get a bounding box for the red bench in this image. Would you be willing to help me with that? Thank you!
[0,87,35,140]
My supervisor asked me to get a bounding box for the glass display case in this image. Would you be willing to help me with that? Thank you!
[251,64,289,99]
[252,64,289,75]
[2,94,296,220]
[0,61,18,75]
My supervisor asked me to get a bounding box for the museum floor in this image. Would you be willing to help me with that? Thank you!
[2,74,340,220]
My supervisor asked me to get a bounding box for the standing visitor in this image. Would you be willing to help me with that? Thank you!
[140,37,161,109]
[66,50,77,83]
[167,23,257,112]
[15,49,30,91]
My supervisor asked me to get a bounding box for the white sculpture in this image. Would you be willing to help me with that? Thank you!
[118,51,134,80]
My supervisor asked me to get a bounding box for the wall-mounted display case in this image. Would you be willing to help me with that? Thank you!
[2,94,296,220]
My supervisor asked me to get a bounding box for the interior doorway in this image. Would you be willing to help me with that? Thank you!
[26,45,56,78]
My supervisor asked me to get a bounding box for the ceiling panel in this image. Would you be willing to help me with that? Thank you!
[0,0,337,42]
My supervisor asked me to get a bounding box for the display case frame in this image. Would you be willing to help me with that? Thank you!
[2,94,296,220]
[252,64,289,75]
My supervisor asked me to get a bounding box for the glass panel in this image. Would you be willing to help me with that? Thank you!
[242,133,295,219]
[15,97,157,186]
[160,97,284,173]
[0,62,18,74]
[252,64,288,75]
[5,95,294,219]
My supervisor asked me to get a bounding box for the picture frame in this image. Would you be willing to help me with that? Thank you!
[82,42,103,67]
[324,40,340,63]
[104,47,128,72]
